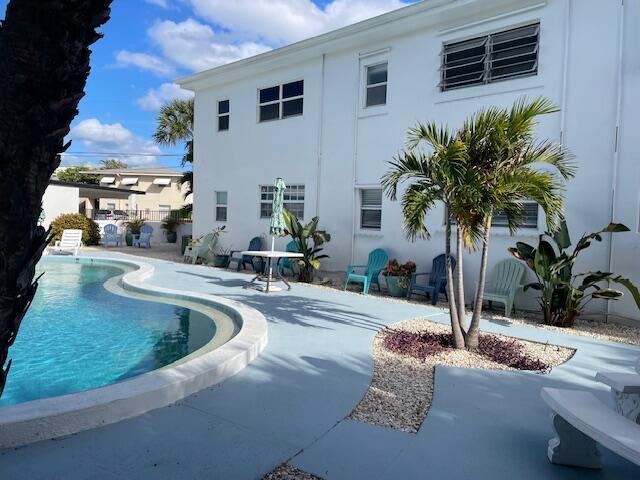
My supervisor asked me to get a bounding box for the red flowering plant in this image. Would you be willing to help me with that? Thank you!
[382,259,416,289]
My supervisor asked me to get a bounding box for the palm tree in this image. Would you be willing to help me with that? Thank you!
[0,0,112,397]
[463,97,575,349]
[382,123,479,349]
[153,98,194,198]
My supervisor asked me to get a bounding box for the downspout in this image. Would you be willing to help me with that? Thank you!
[350,61,361,264]
[607,0,625,320]
[558,0,571,146]
[315,53,326,218]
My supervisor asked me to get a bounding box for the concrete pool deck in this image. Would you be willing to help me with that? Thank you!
[1,253,639,479]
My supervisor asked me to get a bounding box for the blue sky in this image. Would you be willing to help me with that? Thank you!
[0,0,412,171]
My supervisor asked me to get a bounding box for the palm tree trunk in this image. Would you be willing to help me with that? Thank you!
[455,227,467,330]
[445,211,465,348]
[0,0,112,397]
[466,214,492,350]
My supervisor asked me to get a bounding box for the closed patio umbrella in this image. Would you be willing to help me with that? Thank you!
[269,177,287,251]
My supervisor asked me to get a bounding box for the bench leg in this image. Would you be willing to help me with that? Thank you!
[547,413,601,469]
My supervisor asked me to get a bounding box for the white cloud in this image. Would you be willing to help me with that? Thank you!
[145,0,169,8]
[148,19,271,72]
[71,118,161,166]
[137,82,194,111]
[115,50,174,76]
[189,0,406,44]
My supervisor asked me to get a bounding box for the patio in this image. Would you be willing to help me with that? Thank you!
[1,252,639,479]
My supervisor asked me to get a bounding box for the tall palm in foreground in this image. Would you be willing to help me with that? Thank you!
[463,98,575,348]
[0,0,112,397]
[153,98,194,200]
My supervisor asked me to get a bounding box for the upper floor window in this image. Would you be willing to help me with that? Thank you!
[260,184,305,219]
[360,188,382,230]
[365,63,388,107]
[440,23,539,91]
[218,100,229,131]
[259,80,304,122]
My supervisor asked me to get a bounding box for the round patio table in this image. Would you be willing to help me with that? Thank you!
[241,250,304,293]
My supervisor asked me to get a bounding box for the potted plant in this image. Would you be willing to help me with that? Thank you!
[125,218,145,247]
[383,259,416,297]
[212,246,231,268]
[161,216,180,243]
[282,209,331,283]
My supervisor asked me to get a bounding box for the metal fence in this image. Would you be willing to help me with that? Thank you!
[84,209,192,223]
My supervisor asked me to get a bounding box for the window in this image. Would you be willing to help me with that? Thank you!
[260,184,305,219]
[259,80,304,122]
[215,191,227,222]
[106,203,116,210]
[218,100,229,131]
[365,63,388,107]
[360,189,382,230]
[492,201,539,229]
[440,23,539,91]
[159,204,171,212]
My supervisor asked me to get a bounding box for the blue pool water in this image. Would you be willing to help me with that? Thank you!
[0,260,216,406]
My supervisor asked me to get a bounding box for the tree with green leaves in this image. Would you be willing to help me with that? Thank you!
[99,158,127,169]
[0,0,112,397]
[153,98,193,199]
[383,97,575,350]
[55,166,99,184]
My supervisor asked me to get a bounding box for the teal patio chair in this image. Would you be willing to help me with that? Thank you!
[344,248,388,294]
[278,240,300,276]
[133,224,153,248]
[103,224,122,248]
[229,236,264,272]
[407,254,455,305]
[475,259,525,316]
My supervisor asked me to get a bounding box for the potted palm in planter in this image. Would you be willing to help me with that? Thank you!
[125,219,145,247]
[383,259,416,297]
[161,216,180,243]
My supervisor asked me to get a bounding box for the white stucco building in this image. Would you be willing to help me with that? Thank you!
[179,0,639,322]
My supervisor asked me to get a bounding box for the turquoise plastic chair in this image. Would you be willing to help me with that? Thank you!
[344,248,388,294]
[133,224,153,248]
[407,254,455,305]
[475,259,525,316]
[103,224,122,247]
[278,240,300,276]
[229,236,264,272]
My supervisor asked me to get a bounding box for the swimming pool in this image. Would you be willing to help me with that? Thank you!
[1,260,223,406]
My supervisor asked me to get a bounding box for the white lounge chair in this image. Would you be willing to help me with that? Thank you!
[541,387,640,469]
[49,229,83,256]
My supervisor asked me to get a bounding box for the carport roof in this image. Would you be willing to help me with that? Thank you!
[49,179,145,198]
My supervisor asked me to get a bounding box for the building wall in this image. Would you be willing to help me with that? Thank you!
[191,0,639,321]
[93,176,188,212]
[41,184,80,228]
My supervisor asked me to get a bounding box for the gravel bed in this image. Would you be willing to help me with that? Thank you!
[262,464,323,480]
[348,318,575,433]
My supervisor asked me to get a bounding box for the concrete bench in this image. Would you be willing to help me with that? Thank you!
[541,387,640,469]
[596,371,640,423]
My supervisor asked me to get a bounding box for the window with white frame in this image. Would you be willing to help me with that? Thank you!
[365,62,388,107]
[446,201,539,229]
[215,191,227,222]
[218,100,229,131]
[258,80,304,122]
[360,189,382,230]
[260,184,305,219]
[440,23,540,91]
[159,204,171,212]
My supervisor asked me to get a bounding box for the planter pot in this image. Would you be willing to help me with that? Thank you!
[212,255,230,268]
[385,275,409,297]
[125,233,134,247]
[166,231,177,243]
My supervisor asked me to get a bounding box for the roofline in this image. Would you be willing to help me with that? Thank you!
[80,170,183,177]
[49,179,146,195]
[177,0,458,89]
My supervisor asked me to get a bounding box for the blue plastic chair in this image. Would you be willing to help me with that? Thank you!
[133,224,153,248]
[344,248,389,294]
[228,236,264,272]
[103,224,122,247]
[278,240,300,276]
[407,254,455,305]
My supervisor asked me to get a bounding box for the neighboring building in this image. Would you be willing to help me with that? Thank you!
[41,180,142,228]
[179,0,639,322]
[80,167,191,216]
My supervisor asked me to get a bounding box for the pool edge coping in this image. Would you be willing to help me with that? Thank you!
[0,256,268,449]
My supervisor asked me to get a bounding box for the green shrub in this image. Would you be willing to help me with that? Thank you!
[50,213,100,246]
